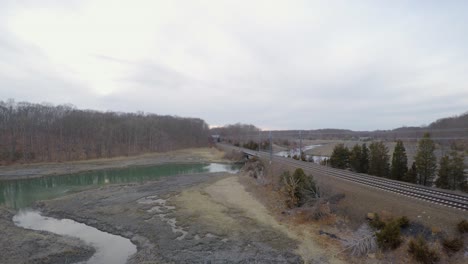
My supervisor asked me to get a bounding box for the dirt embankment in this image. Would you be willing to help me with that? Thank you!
[0,207,95,264]
[0,147,227,181]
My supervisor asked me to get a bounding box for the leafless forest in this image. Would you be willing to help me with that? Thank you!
[0,100,210,165]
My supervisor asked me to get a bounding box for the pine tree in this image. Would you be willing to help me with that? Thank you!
[450,152,465,190]
[390,140,408,181]
[360,143,369,173]
[330,143,350,169]
[435,155,450,189]
[403,162,418,183]
[349,144,362,172]
[415,133,437,186]
[368,141,390,177]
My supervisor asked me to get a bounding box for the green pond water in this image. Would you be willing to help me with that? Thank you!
[1,163,240,209]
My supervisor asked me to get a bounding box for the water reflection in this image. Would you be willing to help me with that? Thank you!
[1,163,240,209]
[13,210,137,264]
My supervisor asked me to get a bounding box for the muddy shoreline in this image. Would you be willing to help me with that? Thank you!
[36,173,308,263]
[0,148,228,181]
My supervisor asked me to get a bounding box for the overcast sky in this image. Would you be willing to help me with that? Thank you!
[1,0,467,130]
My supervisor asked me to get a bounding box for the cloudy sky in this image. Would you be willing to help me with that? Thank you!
[1,0,467,130]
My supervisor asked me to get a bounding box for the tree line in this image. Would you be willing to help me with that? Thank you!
[0,100,210,165]
[329,133,467,192]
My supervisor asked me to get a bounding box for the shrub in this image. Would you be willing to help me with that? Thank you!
[376,221,402,250]
[457,219,468,233]
[408,236,440,263]
[369,213,386,230]
[281,171,299,208]
[442,237,463,252]
[281,168,319,208]
[342,224,377,256]
[397,216,410,228]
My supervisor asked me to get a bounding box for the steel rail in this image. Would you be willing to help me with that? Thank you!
[238,147,468,212]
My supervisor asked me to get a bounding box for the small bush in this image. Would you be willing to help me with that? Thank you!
[457,219,468,233]
[342,224,377,256]
[376,221,402,250]
[281,168,319,208]
[408,236,440,264]
[442,237,463,252]
[397,216,410,228]
[369,214,386,230]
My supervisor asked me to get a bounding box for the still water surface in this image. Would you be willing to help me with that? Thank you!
[1,163,240,209]
[14,210,137,264]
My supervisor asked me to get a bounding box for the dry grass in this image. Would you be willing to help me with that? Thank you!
[238,155,468,263]
[175,175,345,263]
[238,173,346,263]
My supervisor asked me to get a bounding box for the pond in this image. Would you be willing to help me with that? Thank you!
[1,163,240,209]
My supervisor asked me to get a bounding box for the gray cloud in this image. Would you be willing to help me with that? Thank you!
[0,0,467,130]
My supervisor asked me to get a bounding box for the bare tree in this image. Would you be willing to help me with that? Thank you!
[0,100,210,164]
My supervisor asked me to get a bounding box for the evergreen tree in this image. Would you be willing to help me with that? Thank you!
[360,143,369,173]
[435,155,451,189]
[390,140,408,181]
[330,143,350,169]
[368,141,390,177]
[450,152,465,190]
[349,144,362,172]
[415,133,437,186]
[403,162,418,183]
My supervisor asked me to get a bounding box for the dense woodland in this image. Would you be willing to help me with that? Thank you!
[0,100,210,165]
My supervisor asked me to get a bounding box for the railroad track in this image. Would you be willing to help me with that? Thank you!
[238,148,468,212]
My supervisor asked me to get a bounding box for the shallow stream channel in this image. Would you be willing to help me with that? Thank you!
[1,163,240,264]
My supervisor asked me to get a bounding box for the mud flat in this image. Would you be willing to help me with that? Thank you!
[35,171,342,263]
[0,207,95,264]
